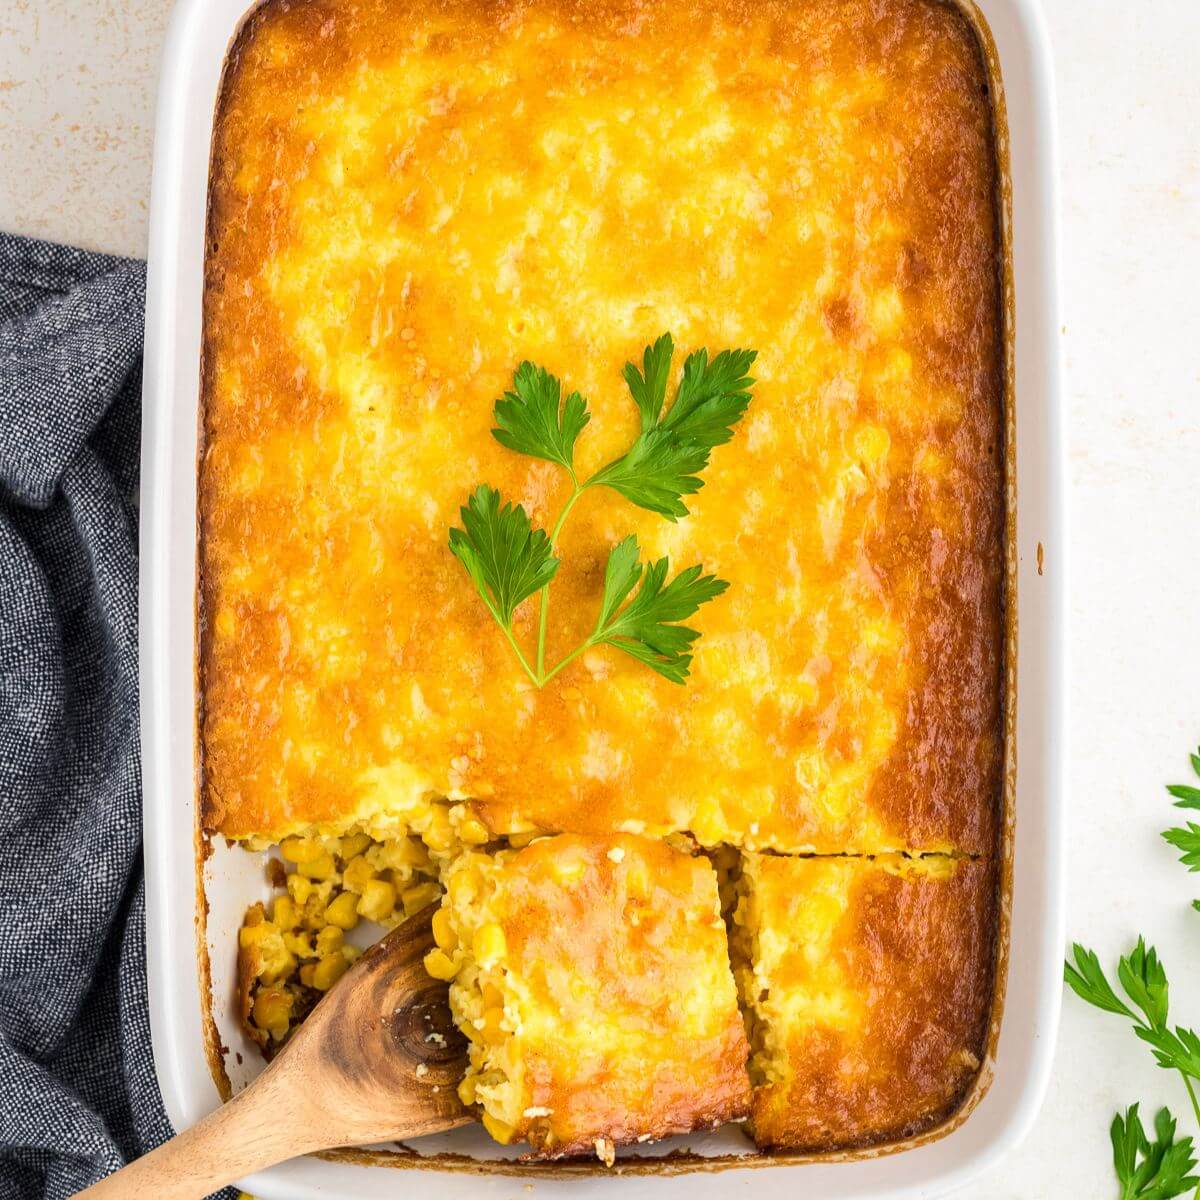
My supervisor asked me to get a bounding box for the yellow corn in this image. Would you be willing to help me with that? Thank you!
[371,837,430,872]
[315,925,345,956]
[456,813,490,845]
[251,985,293,1042]
[298,963,316,988]
[401,881,441,917]
[279,836,323,865]
[423,807,454,853]
[298,851,336,881]
[472,923,507,967]
[423,948,458,981]
[431,907,457,950]
[457,1075,478,1105]
[286,873,314,905]
[311,953,349,991]
[324,890,360,931]
[481,1006,505,1041]
[481,1112,515,1145]
[358,878,397,923]
[341,853,377,894]
[340,831,372,860]
[282,930,315,958]
[271,895,298,930]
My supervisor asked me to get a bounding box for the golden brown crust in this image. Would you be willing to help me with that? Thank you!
[739,853,995,1152]
[199,0,1003,856]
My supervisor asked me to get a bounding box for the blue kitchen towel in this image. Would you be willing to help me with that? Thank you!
[0,232,233,1200]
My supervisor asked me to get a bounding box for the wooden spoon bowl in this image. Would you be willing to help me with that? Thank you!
[79,905,470,1199]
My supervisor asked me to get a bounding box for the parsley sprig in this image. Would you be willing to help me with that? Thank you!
[449,335,755,687]
[1065,745,1200,1199]
[1161,749,1200,887]
[1112,1105,1199,1200]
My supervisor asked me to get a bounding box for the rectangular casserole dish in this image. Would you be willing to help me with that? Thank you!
[140,0,1066,1195]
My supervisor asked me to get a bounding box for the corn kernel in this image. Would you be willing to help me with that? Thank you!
[342,853,377,894]
[358,878,397,923]
[342,944,363,965]
[340,831,372,860]
[423,806,454,853]
[482,1112,514,1145]
[481,1006,505,1041]
[312,953,349,991]
[472,923,507,967]
[456,813,490,845]
[298,962,316,988]
[271,895,298,930]
[431,907,457,950]
[301,893,328,931]
[286,873,314,905]
[298,851,336,881]
[457,1075,478,1105]
[252,985,293,1042]
[370,837,430,873]
[423,948,458,980]
[480,981,504,1009]
[279,836,323,865]
[401,880,441,916]
[315,925,344,956]
[283,930,315,958]
[324,890,360,930]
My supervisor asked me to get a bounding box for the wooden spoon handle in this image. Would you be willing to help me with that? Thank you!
[76,1061,320,1200]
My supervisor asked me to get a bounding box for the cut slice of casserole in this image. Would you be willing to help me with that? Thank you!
[732,852,994,1151]
[426,833,751,1161]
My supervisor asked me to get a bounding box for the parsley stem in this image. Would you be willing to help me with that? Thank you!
[499,622,541,688]
[535,480,587,677]
[540,638,593,686]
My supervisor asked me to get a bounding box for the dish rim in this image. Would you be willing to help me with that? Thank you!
[139,0,1066,1194]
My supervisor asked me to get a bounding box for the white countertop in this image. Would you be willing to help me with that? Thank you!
[4,2,1200,1196]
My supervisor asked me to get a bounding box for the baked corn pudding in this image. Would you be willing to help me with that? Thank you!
[731,852,994,1150]
[426,834,751,1160]
[237,826,440,1051]
[204,0,1005,1164]
[201,0,1003,858]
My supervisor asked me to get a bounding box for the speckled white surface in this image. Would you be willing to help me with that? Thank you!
[3,2,1200,1197]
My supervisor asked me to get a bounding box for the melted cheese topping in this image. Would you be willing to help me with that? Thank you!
[438,835,750,1156]
[734,852,993,1151]
[200,0,1002,854]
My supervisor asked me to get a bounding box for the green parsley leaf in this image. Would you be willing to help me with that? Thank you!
[1168,785,1200,808]
[591,337,756,521]
[661,346,756,447]
[491,361,590,473]
[448,485,558,626]
[1162,749,1200,869]
[1135,1025,1200,1080]
[590,537,728,683]
[623,333,675,432]
[1112,1104,1199,1200]
[588,427,710,521]
[1065,944,1137,1020]
[1163,823,1200,873]
[1120,937,1171,1030]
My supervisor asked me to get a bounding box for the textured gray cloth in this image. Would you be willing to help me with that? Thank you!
[0,232,230,1200]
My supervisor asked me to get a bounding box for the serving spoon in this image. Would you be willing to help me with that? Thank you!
[78,906,470,1199]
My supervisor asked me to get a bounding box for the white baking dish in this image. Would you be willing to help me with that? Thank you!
[140,0,1065,1194]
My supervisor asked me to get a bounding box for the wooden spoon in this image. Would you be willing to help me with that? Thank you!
[78,905,470,1199]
